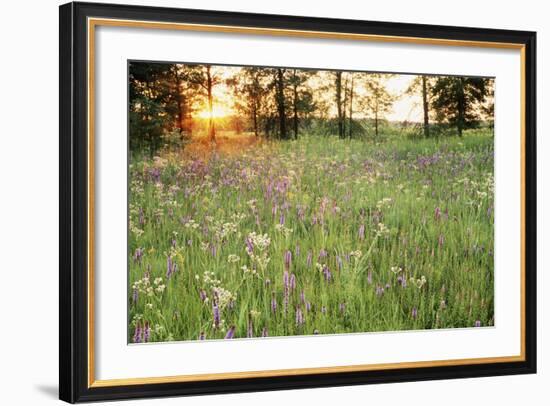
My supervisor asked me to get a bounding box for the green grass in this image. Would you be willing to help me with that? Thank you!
[128,130,494,342]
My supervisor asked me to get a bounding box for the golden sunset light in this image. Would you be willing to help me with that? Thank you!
[196,104,233,119]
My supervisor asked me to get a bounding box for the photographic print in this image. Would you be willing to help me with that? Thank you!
[60,4,536,401]
[128,62,495,343]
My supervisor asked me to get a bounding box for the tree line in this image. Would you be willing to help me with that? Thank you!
[129,62,494,152]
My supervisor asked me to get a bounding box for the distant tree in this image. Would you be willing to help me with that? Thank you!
[361,73,396,137]
[431,76,492,136]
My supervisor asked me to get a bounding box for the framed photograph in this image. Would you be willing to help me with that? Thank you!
[59,1,536,403]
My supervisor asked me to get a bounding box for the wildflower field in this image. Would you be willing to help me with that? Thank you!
[128,132,494,343]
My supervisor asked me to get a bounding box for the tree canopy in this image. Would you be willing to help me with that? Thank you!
[129,62,494,153]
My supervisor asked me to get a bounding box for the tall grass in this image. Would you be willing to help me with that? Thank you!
[128,131,494,343]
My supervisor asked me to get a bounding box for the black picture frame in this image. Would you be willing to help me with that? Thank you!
[59,1,537,403]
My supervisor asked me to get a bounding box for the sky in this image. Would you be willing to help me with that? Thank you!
[385,75,423,122]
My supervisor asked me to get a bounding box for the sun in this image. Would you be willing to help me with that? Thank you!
[197,104,232,119]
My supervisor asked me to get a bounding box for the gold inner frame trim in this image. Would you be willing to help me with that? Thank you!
[87,17,527,388]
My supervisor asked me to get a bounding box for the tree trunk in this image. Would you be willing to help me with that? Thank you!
[335,72,343,138]
[342,75,348,137]
[252,102,258,137]
[375,109,379,137]
[276,68,287,139]
[206,65,216,143]
[422,75,429,138]
[457,77,465,137]
[348,73,354,138]
[293,70,298,139]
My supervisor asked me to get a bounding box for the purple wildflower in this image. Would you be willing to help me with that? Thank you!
[318,249,328,260]
[143,322,150,342]
[306,302,312,312]
[290,273,296,291]
[199,289,207,302]
[474,320,481,327]
[336,255,343,271]
[199,332,205,340]
[166,256,173,279]
[225,326,236,339]
[367,271,373,285]
[358,224,365,240]
[295,308,304,326]
[279,213,285,225]
[210,245,217,257]
[245,237,254,254]
[306,251,313,267]
[133,248,143,264]
[212,302,220,329]
[300,290,306,304]
[261,327,269,337]
[284,250,292,270]
[339,303,346,314]
[133,322,142,344]
[322,265,332,282]
[411,307,418,319]
[283,270,289,290]
[271,292,277,314]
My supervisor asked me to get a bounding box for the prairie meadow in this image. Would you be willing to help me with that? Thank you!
[128,62,494,343]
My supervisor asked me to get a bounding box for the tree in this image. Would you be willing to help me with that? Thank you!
[188,65,221,143]
[275,68,288,139]
[288,69,316,139]
[406,75,434,137]
[129,62,182,154]
[228,67,269,137]
[361,73,395,137]
[431,76,492,136]
[168,64,203,139]
[334,71,345,138]
[348,72,355,138]
[421,76,429,137]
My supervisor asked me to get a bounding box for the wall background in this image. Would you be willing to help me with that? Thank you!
[0,0,545,405]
